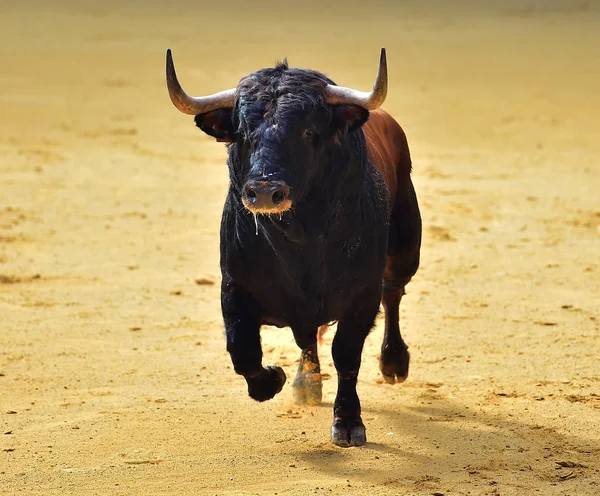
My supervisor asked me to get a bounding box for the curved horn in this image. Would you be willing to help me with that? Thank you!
[166,49,236,115]
[325,47,388,110]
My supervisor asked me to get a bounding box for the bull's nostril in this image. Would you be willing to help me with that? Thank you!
[272,190,286,205]
[244,181,290,210]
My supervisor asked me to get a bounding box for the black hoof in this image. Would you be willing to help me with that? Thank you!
[331,418,366,447]
[292,374,322,406]
[247,366,286,402]
[380,343,410,384]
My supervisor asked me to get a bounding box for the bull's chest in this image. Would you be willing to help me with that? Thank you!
[227,234,370,328]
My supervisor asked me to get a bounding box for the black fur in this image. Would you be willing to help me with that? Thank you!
[193,62,416,446]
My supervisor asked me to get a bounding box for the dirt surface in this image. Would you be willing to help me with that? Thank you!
[1,1,599,494]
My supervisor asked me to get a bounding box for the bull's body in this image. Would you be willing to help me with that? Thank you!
[167,50,421,446]
[220,107,421,445]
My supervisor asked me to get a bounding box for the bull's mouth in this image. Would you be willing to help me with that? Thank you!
[242,198,293,215]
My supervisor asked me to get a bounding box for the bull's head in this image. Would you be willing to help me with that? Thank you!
[166,49,387,215]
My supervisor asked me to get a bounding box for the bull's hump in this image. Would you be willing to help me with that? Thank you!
[363,109,411,200]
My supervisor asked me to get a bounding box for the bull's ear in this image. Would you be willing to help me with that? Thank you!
[330,104,370,136]
[194,109,236,143]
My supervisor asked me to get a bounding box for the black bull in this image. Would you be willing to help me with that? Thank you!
[166,49,421,447]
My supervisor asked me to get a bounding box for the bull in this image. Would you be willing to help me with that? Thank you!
[166,48,421,447]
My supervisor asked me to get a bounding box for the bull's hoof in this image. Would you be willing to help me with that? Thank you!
[292,373,322,406]
[247,366,286,402]
[331,417,366,447]
[379,344,410,384]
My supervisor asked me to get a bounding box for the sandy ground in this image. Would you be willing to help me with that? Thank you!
[1,1,599,494]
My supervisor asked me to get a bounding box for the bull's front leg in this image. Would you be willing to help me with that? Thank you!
[331,288,381,447]
[222,277,286,402]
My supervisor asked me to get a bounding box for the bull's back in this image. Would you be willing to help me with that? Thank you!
[363,109,412,203]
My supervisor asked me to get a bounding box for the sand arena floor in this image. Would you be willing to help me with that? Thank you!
[1,1,599,494]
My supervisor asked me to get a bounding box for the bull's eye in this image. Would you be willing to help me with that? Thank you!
[303,129,316,139]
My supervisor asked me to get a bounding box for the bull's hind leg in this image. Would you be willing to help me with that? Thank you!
[380,179,421,384]
[380,281,410,384]
[292,341,322,406]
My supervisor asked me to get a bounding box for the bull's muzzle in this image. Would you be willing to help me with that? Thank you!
[242,180,292,214]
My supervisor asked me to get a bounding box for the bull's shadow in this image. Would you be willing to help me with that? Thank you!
[294,387,600,492]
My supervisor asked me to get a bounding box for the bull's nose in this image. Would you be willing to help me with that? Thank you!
[243,180,291,212]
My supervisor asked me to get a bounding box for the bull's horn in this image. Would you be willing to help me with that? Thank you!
[166,49,236,115]
[325,48,388,110]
